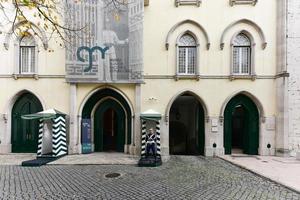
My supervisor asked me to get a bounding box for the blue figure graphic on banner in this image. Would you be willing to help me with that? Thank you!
[77,46,109,72]
[81,119,92,154]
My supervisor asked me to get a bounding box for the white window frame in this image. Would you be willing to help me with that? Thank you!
[16,34,38,75]
[232,45,251,75]
[230,31,256,79]
[176,32,199,77]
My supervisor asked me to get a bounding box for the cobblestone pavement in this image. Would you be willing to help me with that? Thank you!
[0,156,300,200]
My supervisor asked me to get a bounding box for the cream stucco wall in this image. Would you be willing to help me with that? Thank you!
[142,0,277,156]
[0,78,69,153]
[144,0,276,76]
[0,0,281,157]
[141,79,276,116]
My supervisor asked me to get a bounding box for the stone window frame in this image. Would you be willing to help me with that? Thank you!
[175,0,201,7]
[230,30,256,81]
[229,0,257,6]
[3,21,48,80]
[175,31,200,81]
[18,34,38,75]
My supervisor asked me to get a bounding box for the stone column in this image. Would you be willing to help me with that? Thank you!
[275,0,290,156]
[205,116,225,157]
[69,83,79,154]
[0,114,10,153]
[132,84,141,155]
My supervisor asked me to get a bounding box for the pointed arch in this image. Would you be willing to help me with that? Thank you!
[4,89,46,114]
[165,90,208,122]
[220,90,265,122]
[223,93,260,155]
[220,19,267,50]
[11,92,43,152]
[176,30,199,45]
[4,21,48,50]
[79,85,134,117]
[230,30,255,46]
[79,86,134,153]
[165,19,210,50]
[167,90,207,155]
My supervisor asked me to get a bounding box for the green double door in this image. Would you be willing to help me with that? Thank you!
[94,99,125,152]
[224,94,259,155]
[12,93,43,153]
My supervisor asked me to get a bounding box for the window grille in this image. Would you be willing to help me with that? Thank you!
[232,33,251,75]
[19,35,36,74]
[178,34,197,75]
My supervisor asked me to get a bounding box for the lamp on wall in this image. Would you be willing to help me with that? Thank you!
[148,97,158,101]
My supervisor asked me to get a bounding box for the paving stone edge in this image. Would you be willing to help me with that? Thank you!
[218,156,300,194]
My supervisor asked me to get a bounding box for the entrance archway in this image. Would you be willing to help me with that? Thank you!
[81,88,132,153]
[169,93,205,155]
[11,92,43,153]
[94,99,125,152]
[224,94,259,155]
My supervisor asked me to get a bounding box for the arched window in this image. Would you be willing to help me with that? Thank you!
[177,34,197,75]
[19,34,36,74]
[232,33,251,75]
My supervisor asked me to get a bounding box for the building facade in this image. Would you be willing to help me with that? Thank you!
[287,0,300,156]
[0,0,295,157]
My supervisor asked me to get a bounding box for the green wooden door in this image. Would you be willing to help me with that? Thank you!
[224,94,259,155]
[94,99,125,152]
[12,93,43,153]
[197,104,205,155]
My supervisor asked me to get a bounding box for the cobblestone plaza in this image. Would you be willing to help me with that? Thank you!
[0,156,299,200]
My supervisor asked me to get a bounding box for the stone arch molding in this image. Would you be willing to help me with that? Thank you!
[220,19,267,50]
[165,19,211,50]
[3,21,48,50]
[165,89,209,122]
[220,90,266,123]
[78,85,135,119]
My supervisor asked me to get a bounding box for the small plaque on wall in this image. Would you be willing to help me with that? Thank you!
[229,0,257,6]
[175,0,201,7]
[211,119,218,127]
[211,127,218,132]
[266,117,275,131]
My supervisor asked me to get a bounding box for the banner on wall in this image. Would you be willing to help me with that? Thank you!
[81,119,92,154]
[65,0,144,83]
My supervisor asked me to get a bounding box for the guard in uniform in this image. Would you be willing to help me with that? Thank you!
[145,128,157,157]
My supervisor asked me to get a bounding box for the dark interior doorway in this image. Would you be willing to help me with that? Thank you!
[94,99,125,152]
[232,105,247,150]
[224,94,259,155]
[103,108,117,151]
[169,94,205,155]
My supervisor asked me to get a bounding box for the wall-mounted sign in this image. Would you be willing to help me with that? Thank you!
[65,0,144,83]
[81,119,92,154]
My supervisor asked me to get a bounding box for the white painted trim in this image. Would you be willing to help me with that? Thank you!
[230,30,256,76]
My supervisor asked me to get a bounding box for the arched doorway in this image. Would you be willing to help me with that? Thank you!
[81,88,132,153]
[94,99,125,152]
[11,93,43,153]
[169,93,205,155]
[224,94,259,155]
